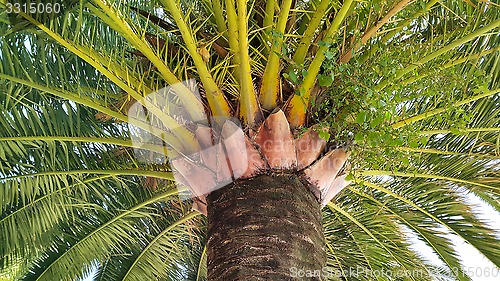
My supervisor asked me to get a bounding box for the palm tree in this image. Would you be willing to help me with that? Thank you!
[0,0,499,280]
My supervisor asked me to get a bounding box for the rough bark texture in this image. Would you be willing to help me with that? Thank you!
[207,174,326,280]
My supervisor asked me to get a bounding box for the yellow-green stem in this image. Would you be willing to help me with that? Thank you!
[225,0,241,82]
[340,0,412,63]
[159,0,232,118]
[392,88,500,129]
[400,48,499,86]
[359,0,439,64]
[211,0,229,40]
[356,170,499,191]
[0,73,186,153]
[237,0,262,125]
[286,0,354,127]
[3,169,175,181]
[420,127,500,135]
[291,0,331,69]
[89,2,206,123]
[0,136,168,155]
[394,147,500,160]
[259,0,294,110]
[16,7,199,153]
[376,18,500,91]
[262,0,276,51]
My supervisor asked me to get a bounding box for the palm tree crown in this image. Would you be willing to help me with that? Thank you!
[0,0,499,280]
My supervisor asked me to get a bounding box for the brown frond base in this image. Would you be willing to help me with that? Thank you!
[173,109,351,215]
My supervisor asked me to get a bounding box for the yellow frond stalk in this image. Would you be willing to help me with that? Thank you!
[0,73,187,154]
[89,2,207,123]
[290,0,331,69]
[16,9,198,153]
[420,127,500,135]
[357,171,499,191]
[236,0,262,126]
[392,88,500,129]
[340,0,412,64]
[358,0,439,64]
[159,0,232,119]
[225,0,241,82]
[262,0,276,52]
[376,18,500,91]
[400,48,499,86]
[211,0,229,40]
[259,0,294,110]
[286,0,354,128]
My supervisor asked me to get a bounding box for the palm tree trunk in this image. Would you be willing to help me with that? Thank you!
[207,174,326,280]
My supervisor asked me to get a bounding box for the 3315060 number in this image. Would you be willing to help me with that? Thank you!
[5,1,61,15]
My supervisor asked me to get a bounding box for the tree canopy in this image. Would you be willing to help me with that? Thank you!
[0,0,499,280]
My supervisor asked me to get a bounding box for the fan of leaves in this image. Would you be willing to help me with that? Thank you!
[0,0,499,280]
